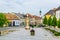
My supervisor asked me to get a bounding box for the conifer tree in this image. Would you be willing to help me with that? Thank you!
[47,16,52,27]
[52,15,57,28]
[43,16,47,26]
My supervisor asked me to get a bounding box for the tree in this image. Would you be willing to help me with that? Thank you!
[47,16,52,27]
[43,16,47,26]
[57,18,60,28]
[0,13,8,27]
[52,15,57,28]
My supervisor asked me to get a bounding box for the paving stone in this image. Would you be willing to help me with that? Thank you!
[0,27,60,40]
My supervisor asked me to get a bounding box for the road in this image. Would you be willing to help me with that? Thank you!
[0,27,60,40]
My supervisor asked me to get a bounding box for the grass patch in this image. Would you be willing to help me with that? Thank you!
[45,28,60,36]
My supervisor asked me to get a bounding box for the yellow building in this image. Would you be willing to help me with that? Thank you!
[45,14,51,19]
[45,8,56,19]
[26,14,42,25]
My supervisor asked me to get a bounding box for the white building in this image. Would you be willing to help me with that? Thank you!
[12,20,20,26]
[5,13,20,27]
[56,6,60,20]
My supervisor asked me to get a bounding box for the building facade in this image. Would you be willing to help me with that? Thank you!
[44,9,56,19]
[44,6,60,21]
[56,6,60,20]
[5,13,20,27]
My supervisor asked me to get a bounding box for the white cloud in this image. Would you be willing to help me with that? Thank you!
[23,1,35,5]
[0,0,60,16]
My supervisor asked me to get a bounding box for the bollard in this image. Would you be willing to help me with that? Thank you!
[30,29,35,36]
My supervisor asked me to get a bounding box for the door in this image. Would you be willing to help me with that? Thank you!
[13,21,15,26]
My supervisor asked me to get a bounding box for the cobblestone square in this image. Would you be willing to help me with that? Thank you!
[0,27,60,40]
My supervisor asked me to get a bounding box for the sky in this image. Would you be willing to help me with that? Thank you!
[0,0,60,16]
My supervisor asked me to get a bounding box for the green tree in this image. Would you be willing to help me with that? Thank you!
[52,15,57,28]
[43,16,47,26]
[47,16,52,27]
[0,13,8,27]
[57,18,60,28]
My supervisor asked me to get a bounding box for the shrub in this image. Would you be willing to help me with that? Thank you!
[57,18,60,28]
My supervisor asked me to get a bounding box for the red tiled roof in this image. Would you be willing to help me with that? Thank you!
[26,14,41,19]
[5,13,19,20]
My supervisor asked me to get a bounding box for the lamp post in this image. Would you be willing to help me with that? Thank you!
[25,14,30,30]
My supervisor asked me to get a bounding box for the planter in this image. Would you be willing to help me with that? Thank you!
[30,29,35,36]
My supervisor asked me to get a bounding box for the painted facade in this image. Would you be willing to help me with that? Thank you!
[56,7,60,20]
[45,14,51,19]
[5,13,20,27]
[44,8,56,19]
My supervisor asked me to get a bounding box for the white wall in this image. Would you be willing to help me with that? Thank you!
[13,20,20,26]
[56,10,60,20]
